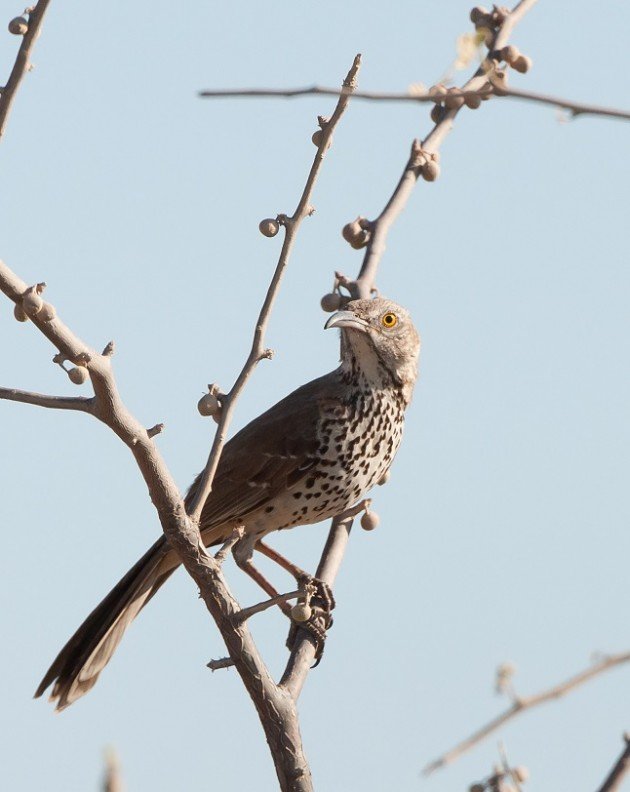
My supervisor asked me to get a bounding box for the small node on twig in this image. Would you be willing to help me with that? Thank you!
[8,16,28,35]
[207,657,235,672]
[512,766,529,783]
[469,6,488,25]
[13,304,28,322]
[512,54,532,74]
[68,366,88,385]
[102,341,115,357]
[342,217,371,250]
[361,507,380,531]
[444,87,465,110]
[464,92,482,109]
[39,302,56,321]
[22,287,44,316]
[491,69,509,96]
[421,158,441,182]
[499,44,520,65]
[259,218,279,238]
[495,660,517,694]
[291,602,312,623]
[430,104,446,123]
[320,292,342,313]
[197,384,222,421]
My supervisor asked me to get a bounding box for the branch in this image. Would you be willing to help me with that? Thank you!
[0,0,52,139]
[596,734,630,792]
[424,651,630,775]
[346,0,539,299]
[200,85,630,123]
[186,53,362,523]
[0,53,362,792]
[0,386,93,412]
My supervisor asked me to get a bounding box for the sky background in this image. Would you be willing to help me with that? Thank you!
[1,1,630,790]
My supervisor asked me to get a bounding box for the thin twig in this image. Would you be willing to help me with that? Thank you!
[0,0,52,138]
[187,53,362,523]
[596,734,630,792]
[200,84,630,123]
[347,0,539,299]
[102,747,123,792]
[424,652,630,775]
[0,386,93,412]
[207,657,236,672]
[237,590,303,624]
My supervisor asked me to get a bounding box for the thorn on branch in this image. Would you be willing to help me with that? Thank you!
[147,423,165,438]
[259,348,274,361]
[207,657,236,672]
[102,341,115,356]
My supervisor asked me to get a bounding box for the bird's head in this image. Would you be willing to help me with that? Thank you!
[325,297,420,402]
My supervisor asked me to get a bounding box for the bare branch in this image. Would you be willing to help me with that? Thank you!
[187,53,362,523]
[346,0,539,299]
[424,651,630,775]
[0,0,52,139]
[596,734,630,792]
[102,747,123,792]
[0,386,93,412]
[207,656,236,672]
[237,590,303,624]
[200,85,630,123]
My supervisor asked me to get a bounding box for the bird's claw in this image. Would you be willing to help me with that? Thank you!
[297,574,336,612]
[287,575,335,665]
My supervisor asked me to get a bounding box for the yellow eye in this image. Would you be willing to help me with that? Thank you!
[381,312,398,329]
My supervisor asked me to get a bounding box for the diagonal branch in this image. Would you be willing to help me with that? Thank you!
[423,651,630,775]
[187,53,362,523]
[597,734,630,792]
[0,0,52,139]
[0,386,93,412]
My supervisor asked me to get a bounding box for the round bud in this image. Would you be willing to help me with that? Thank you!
[444,88,465,110]
[197,392,220,418]
[68,366,88,385]
[311,129,323,147]
[8,16,28,35]
[469,6,488,24]
[259,218,279,238]
[428,84,447,99]
[422,160,440,182]
[377,470,390,486]
[464,92,482,109]
[512,54,532,74]
[501,45,520,65]
[513,766,529,782]
[291,602,312,622]
[342,219,369,250]
[320,292,342,313]
[361,511,380,531]
[14,304,28,322]
[39,302,56,322]
[22,291,43,315]
[430,104,445,124]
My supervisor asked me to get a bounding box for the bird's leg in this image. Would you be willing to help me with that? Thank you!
[255,540,334,663]
[255,540,336,613]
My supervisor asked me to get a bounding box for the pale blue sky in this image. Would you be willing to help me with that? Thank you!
[2,1,630,790]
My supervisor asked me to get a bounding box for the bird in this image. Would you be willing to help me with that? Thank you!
[35,297,420,710]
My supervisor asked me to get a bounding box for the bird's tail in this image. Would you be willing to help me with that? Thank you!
[35,535,179,711]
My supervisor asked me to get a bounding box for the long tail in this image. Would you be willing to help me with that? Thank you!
[35,535,181,711]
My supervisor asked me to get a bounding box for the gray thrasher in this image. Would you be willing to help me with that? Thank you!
[36,297,421,710]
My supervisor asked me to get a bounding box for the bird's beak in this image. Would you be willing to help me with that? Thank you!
[325,310,369,333]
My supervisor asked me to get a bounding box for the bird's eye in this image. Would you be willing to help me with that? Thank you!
[381,312,398,329]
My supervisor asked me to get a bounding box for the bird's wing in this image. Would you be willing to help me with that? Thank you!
[187,369,346,532]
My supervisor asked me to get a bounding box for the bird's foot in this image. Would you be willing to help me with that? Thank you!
[286,575,335,665]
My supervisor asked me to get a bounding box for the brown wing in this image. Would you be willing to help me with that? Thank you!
[186,368,346,532]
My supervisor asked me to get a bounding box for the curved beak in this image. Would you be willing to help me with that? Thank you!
[324,310,369,333]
